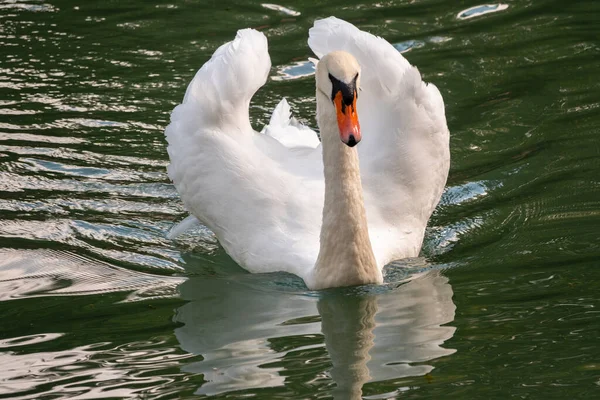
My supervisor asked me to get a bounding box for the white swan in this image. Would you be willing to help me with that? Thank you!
[165,17,450,289]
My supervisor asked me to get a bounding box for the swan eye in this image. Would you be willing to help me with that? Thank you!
[328,73,357,106]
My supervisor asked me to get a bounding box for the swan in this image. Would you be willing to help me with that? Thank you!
[165,17,450,290]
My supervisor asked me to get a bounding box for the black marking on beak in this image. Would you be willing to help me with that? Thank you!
[346,134,358,147]
[329,73,359,112]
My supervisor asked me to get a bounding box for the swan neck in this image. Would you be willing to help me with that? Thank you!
[312,91,380,289]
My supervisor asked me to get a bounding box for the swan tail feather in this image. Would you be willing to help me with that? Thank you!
[262,98,320,149]
[167,215,201,240]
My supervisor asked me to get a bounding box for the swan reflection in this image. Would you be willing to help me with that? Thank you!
[319,294,377,399]
[174,268,456,397]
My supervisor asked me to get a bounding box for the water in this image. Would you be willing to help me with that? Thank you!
[1,0,599,398]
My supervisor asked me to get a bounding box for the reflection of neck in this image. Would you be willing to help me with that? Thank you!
[312,90,380,289]
[318,294,377,400]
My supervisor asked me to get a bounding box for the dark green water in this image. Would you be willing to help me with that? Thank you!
[1,0,599,398]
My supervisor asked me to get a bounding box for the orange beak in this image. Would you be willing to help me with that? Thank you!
[333,90,361,147]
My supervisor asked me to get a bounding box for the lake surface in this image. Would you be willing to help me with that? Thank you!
[1,0,599,398]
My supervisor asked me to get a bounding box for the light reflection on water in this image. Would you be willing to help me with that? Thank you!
[0,336,195,399]
[273,60,315,81]
[457,4,509,20]
[261,3,301,17]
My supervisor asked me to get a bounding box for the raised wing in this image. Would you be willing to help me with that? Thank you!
[165,29,323,277]
[309,17,450,265]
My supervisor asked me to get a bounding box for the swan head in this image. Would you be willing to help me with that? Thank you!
[316,51,361,147]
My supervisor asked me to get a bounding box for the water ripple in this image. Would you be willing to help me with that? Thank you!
[0,336,197,399]
[0,1,58,13]
[0,249,184,301]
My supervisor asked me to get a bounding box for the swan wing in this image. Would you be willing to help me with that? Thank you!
[309,17,450,265]
[166,29,322,278]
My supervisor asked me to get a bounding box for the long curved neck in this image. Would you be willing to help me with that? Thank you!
[312,91,381,290]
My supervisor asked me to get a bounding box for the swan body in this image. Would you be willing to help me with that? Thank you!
[165,17,450,289]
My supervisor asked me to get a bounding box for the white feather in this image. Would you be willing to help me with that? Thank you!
[167,215,201,240]
[165,18,450,284]
[261,98,320,149]
[308,17,450,265]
